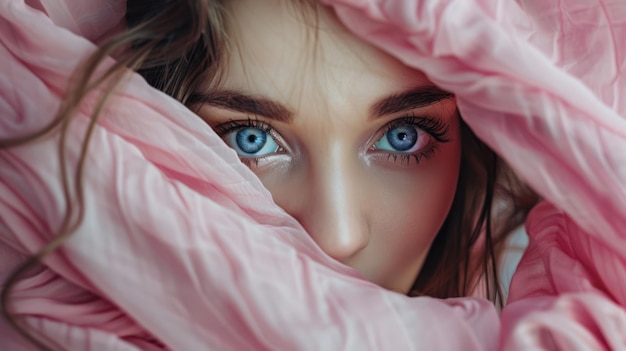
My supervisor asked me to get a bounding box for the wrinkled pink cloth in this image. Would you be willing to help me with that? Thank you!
[1,0,625,350]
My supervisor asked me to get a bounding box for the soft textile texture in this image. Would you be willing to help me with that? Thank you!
[1,0,625,350]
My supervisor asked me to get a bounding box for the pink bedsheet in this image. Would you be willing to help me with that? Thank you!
[1,0,625,349]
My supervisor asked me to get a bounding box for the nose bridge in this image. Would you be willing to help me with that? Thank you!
[304,142,369,262]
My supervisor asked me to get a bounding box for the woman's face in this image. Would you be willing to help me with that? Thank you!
[199,0,462,294]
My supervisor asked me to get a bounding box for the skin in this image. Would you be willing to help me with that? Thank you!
[198,0,462,294]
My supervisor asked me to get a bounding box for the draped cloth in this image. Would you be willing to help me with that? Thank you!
[1,0,625,349]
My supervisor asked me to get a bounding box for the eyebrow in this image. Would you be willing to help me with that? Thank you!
[370,86,454,119]
[192,90,294,122]
[193,85,453,123]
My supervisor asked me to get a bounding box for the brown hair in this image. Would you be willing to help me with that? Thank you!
[412,117,538,303]
[0,0,538,349]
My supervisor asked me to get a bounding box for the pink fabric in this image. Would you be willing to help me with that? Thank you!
[1,0,625,350]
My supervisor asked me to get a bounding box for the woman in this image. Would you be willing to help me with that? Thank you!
[156,0,535,300]
[1,0,625,350]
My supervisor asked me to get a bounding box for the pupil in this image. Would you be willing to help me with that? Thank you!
[236,128,267,154]
[388,126,417,151]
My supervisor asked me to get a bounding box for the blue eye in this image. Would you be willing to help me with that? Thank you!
[375,125,419,152]
[226,127,280,156]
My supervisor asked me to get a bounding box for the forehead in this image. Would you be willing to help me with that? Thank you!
[221,0,431,113]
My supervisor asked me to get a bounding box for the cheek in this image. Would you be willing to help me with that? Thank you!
[363,137,462,289]
[250,120,462,293]
[374,145,460,234]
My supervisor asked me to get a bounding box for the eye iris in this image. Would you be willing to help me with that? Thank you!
[236,128,267,154]
[387,126,418,151]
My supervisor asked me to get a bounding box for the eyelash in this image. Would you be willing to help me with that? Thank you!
[213,115,451,167]
[213,117,274,136]
[384,114,451,143]
[377,114,451,166]
[213,118,283,167]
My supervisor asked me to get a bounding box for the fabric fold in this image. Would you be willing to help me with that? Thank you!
[1,0,625,350]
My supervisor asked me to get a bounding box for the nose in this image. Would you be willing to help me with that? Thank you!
[295,145,370,262]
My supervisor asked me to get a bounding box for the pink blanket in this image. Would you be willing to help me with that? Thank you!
[1,0,625,349]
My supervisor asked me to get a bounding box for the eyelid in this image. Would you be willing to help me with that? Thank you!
[368,114,451,149]
[365,114,451,167]
[214,117,271,135]
[213,118,290,154]
[385,114,451,142]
